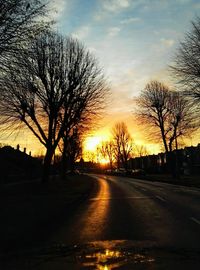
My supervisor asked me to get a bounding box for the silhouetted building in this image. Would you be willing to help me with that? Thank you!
[0,146,42,184]
[128,144,200,175]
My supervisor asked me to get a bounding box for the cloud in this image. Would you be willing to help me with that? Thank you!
[160,38,175,47]
[193,3,200,9]
[120,17,141,24]
[102,0,130,12]
[49,0,67,20]
[107,27,121,37]
[94,0,134,21]
[72,26,90,40]
[176,0,192,3]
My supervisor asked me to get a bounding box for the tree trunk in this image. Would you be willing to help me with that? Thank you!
[161,127,168,154]
[168,139,180,179]
[42,147,54,183]
[109,160,113,171]
[61,137,68,180]
[123,156,128,172]
[167,150,176,179]
[175,138,180,179]
[70,156,75,173]
[61,152,67,181]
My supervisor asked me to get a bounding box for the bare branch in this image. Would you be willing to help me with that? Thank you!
[135,80,198,153]
[0,31,108,181]
[171,16,200,106]
[0,0,50,69]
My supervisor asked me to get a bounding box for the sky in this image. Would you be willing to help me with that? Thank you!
[2,0,200,155]
[52,0,200,154]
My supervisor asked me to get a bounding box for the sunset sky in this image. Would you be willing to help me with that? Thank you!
[1,0,200,155]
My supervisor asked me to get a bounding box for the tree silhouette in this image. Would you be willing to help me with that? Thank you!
[136,81,171,153]
[167,91,197,151]
[134,144,149,157]
[136,80,197,176]
[0,0,49,69]
[171,17,200,104]
[59,126,82,176]
[99,141,115,170]
[112,122,133,171]
[136,80,196,153]
[0,31,108,182]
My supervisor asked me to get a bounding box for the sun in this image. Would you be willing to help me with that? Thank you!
[83,134,111,162]
[84,136,102,152]
[98,158,109,165]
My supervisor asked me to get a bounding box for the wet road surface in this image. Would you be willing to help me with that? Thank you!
[2,174,200,269]
[50,174,200,249]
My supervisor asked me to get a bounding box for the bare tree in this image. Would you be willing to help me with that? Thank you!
[167,91,197,152]
[136,81,171,153]
[99,140,115,170]
[136,80,197,176]
[136,80,197,152]
[59,126,82,176]
[59,39,107,178]
[0,0,49,68]
[112,122,133,171]
[134,144,149,157]
[171,17,200,105]
[85,151,96,163]
[0,31,108,182]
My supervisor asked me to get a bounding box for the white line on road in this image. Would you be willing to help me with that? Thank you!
[190,217,200,226]
[156,196,166,202]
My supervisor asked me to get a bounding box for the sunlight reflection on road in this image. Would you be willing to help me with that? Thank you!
[79,177,110,241]
[78,240,155,269]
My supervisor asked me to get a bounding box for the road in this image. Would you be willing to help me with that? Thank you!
[33,174,198,269]
[50,174,200,249]
[4,174,200,269]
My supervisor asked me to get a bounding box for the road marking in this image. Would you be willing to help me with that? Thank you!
[190,217,200,226]
[156,196,166,202]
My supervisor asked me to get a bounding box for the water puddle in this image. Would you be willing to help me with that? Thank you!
[1,240,200,269]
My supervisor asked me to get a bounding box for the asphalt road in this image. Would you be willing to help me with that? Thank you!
[3,174,200,269]
[50,174,200,249]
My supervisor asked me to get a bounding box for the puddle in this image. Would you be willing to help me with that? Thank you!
[1,240,200,269]
[78,248,155,269]
[76,240,155,269]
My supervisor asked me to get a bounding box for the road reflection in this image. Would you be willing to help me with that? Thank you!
[78,240,155,269]
[78,177,110,241]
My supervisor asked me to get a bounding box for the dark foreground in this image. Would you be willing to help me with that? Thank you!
[0,175,93,253]
[1,174,200,269]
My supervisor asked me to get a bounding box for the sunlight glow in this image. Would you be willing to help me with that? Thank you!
[2,1,200,157]
[84,136,102,151]
[99,158,109,165]
[81,247,155,269]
